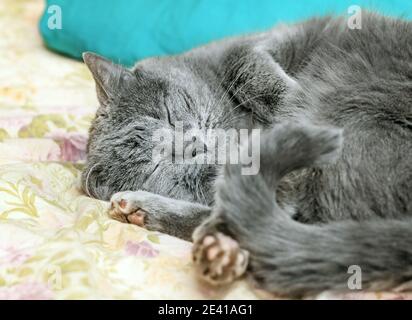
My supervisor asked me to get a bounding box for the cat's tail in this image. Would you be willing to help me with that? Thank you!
[212,122,412,297]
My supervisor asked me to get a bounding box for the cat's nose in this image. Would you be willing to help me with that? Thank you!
[184,141,208,158]
[193,142,208,156]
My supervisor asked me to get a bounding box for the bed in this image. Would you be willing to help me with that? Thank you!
[0,0,410,300]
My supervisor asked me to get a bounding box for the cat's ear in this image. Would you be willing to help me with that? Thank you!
[83,52,136,106]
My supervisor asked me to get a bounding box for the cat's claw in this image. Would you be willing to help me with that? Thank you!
[109,191,147,227]
[192,232,249,285]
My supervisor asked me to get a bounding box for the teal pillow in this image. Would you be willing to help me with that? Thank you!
[39,0,412,66]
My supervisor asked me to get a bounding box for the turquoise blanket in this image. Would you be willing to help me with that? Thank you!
[39,0,412,66]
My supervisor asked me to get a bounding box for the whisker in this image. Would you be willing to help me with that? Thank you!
[217,93,270,126]
[84,163,100,198]
[208,54,250,111]
[211,76,257,126]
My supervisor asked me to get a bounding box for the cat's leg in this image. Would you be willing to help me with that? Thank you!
[109,190,211,241]
[192,122,343,289]
[221,42,298,124]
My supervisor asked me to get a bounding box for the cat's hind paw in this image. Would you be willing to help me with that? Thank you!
[192,231,249,285]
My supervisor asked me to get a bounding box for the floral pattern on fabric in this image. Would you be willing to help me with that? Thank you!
[0,0,259,300]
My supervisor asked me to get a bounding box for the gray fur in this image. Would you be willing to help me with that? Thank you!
[83,12,412,295]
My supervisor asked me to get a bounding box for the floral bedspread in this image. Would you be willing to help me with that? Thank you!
[0,0,410,300]
[0,0,260,300]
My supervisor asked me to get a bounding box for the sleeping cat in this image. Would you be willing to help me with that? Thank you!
[82,12,412,297]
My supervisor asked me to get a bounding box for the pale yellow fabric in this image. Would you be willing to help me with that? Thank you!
[1,0,411,300]
[0,0,260,300]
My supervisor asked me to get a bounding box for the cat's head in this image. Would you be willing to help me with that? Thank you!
[81,52,250,204]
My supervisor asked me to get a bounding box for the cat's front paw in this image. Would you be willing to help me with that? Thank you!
[108,191,149,227]
[192,230,249,285]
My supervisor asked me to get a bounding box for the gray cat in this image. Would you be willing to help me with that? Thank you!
[82,12,412,297]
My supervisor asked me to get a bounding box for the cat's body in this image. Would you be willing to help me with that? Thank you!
[82,12,412,296]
